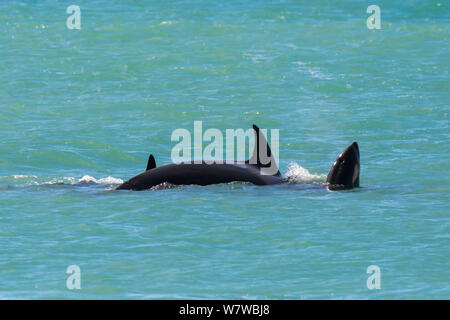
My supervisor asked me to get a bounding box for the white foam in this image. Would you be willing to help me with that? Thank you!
[159,20,175,25]
[12,175,37,179]
[1,174,123,188]
[283,162,326,184]
[42,177,77,185]
[77,175,123,184]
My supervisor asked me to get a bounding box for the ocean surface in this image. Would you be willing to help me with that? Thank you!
[0,0,448,299]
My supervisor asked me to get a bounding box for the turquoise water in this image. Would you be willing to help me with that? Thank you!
[0,0,449,299]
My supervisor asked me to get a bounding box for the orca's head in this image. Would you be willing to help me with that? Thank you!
[326,142,360,190]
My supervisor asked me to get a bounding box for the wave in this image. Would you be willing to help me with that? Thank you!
[0,174,123,188]
[76,175,123,185]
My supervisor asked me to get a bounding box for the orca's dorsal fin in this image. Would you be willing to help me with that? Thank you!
[246,124,280,176]
[146,154,156,171]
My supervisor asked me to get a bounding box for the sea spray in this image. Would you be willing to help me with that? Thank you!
[283,162,326,184]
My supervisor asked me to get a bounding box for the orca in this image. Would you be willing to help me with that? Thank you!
[326,141,360,190]
[116,125,360,191]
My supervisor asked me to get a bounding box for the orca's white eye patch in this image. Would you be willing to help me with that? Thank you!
[352,164,360,184]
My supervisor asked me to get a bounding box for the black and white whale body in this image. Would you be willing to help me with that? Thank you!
[116,125,360,191]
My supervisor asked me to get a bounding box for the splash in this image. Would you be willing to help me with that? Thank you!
[150,182,177,190]
[283,162,326,184]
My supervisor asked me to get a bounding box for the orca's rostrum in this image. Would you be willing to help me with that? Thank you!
[116,125,360,191]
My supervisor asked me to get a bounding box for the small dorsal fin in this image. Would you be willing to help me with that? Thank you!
[146,154,156,171]
[246,124,280,176]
